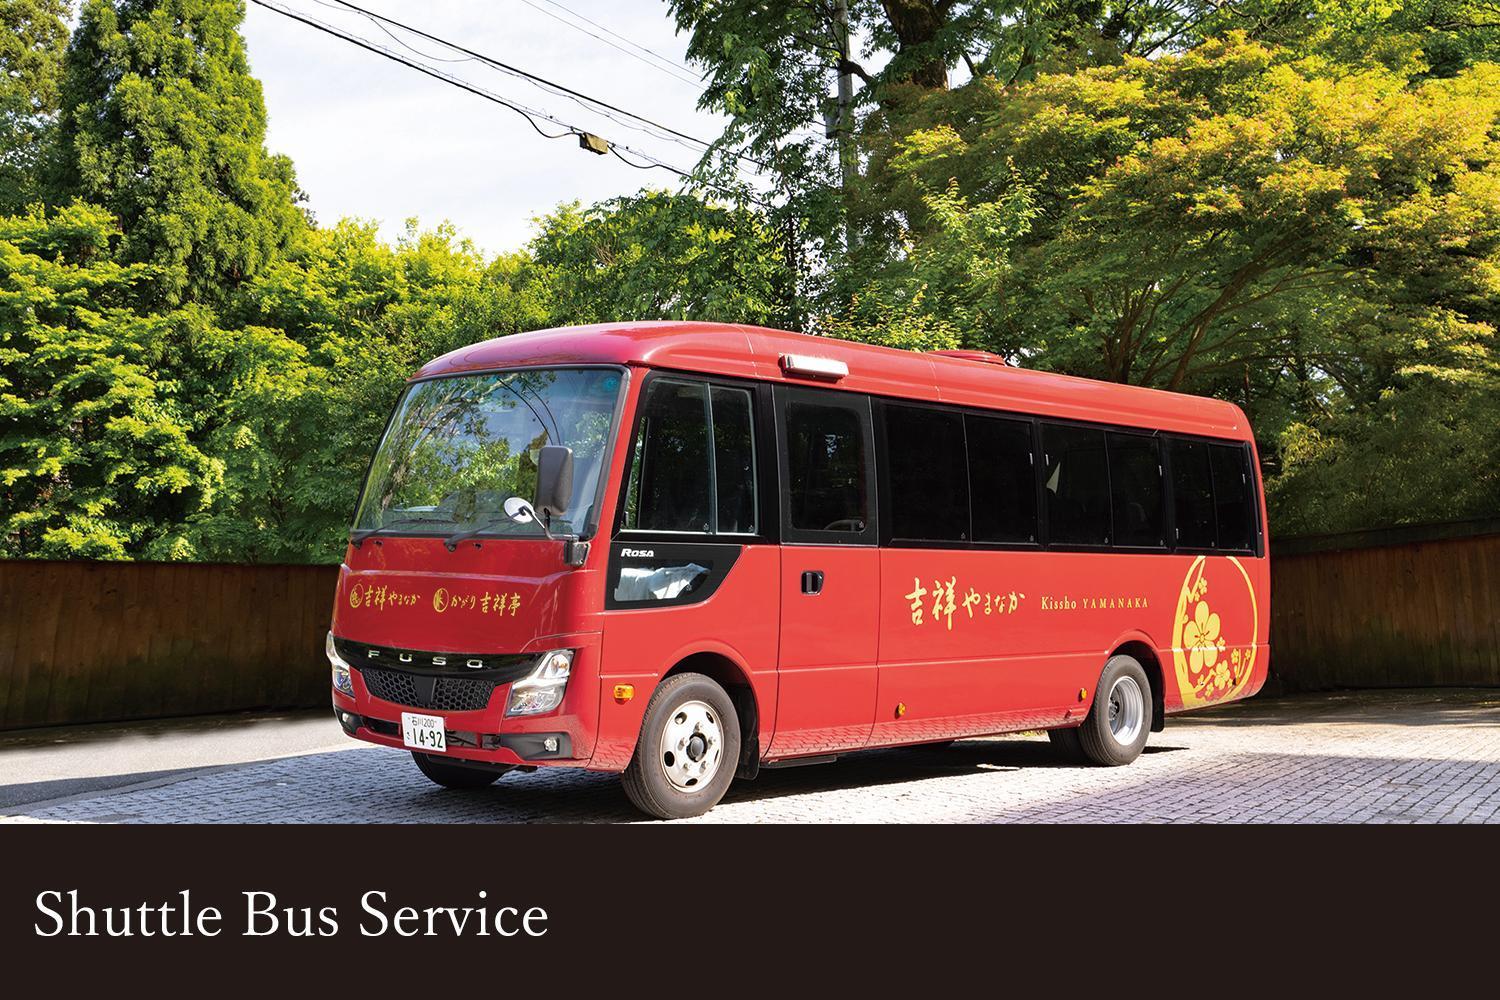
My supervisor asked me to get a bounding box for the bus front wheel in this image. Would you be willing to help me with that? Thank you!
[622,672,741,820]
[1071,654,1153,766]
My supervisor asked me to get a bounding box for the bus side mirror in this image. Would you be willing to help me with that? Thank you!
[536,445,574,517]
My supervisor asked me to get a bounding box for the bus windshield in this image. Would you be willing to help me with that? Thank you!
[353,368,623,540]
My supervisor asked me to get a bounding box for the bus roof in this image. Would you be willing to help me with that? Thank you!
[416,320,1251,440]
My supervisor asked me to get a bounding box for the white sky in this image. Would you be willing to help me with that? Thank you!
[241,0,755,256]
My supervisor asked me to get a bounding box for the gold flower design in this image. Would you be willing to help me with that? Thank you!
[1183,600,1222,674]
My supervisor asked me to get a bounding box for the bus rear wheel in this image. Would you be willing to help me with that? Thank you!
[1074,654,1153,766]
[622,672,741,820]
[411,752,511,790]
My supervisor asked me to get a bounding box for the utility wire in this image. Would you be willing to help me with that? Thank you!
[247,0,772,207]
[520,0,830,146]
[530,0,703,80]
[321,0,765,171]
[515,0,706,90]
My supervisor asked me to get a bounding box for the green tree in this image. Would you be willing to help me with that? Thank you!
[210,219,552,563]
[50,0,304,306]
[0,0,69,214]
[529,190,789,327]
[0,204,223,558]
[842,35,1500,397]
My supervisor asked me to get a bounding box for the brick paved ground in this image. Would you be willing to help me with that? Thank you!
[3,689,1498,823]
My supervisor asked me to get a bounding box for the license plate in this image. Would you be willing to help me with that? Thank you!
[401,712,446,753]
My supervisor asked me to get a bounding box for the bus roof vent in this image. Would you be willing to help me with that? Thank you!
[927,349,1011,367]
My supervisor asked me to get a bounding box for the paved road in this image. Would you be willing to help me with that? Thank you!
[0,711,353,808]
[3,690,1498,823]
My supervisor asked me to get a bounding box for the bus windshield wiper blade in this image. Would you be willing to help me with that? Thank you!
[442,517,514,550]
[350,516,451,545]
[444,505,573,550]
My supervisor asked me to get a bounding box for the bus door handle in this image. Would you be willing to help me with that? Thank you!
[800,570,824,595]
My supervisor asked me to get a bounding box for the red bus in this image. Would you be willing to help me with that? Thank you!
[327,321,1269,818]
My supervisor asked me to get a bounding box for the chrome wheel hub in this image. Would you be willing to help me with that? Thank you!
[659,699,723,791]
[1107,675,1145,746]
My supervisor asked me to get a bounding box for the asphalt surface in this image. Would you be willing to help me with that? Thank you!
[2,689,1498,823]
[0,710,351,808]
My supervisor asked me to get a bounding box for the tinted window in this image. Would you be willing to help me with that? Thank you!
[786,400,868,533]
[711,387,757,534]
[1168,438,1216,548]
[1107,432,1164,547]
[622,380,757,534]
[885,404,968,542]
[967,415,1036,544]
[1042,424,1110,546]
[1211,443,1255,551]
[623,380,710,532]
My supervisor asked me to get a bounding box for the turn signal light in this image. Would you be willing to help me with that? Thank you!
[613,684,635,703]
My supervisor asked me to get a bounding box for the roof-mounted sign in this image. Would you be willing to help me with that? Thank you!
[779,353,848,381]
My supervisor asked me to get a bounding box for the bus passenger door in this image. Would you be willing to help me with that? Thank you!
[767,386,880,758]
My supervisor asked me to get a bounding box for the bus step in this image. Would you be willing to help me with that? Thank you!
[761,754,839,770]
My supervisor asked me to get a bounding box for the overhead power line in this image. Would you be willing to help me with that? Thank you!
[319,0,763,171]
[529,0,706,81]
[516,0,706,90]
[517,0,829,145]
[247,0,773,206]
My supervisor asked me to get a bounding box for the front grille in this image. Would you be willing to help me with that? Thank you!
[359,667,499,712]
[333,636,533,681]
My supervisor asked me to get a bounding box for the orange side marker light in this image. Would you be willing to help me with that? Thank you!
[613,684,635,703]
[1078,687,1088,702]
[895,702,907,718]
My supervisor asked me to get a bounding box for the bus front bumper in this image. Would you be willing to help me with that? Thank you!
[332,706,577,764]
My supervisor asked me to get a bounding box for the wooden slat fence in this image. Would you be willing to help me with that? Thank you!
[1,519,1497,729]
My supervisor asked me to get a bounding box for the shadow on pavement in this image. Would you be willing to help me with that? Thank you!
[0,767,215,810]
[1178,688,1500,729]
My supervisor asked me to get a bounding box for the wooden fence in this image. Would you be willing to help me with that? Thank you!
[1269,519,1500,691]
[0,559,337,730]
[1,520,1497,729]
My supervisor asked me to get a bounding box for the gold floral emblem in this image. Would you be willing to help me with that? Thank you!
[1171,556,1257,707]
[1182,600,1225,675]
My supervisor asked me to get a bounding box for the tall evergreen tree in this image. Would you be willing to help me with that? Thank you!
[0,0,69,215]
[51,0,304,305]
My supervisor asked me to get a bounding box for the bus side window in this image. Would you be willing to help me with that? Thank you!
[966,414,1036,544]
[1210,443,1255,552]
[1042,423,1110,546]
[779,390,875,541]
[1168,438,1216,549]
[1106,431,1165,548]
[622,379,712,533]
[884,403,969,543]
[710,386,757,535]
[621,379,758,536]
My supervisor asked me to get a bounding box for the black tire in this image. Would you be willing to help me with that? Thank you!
[411,751,510,790]
[1076,654,1153,766]
[622,672,741,820]
[1047,725,1085,762]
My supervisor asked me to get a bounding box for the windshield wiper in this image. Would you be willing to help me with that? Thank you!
[444,498,572,550]
[350,516,452,546]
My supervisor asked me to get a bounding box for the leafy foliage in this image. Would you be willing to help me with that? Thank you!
[0,0,69,215]
[2,0,1498,560]
[1,203,224,558]
[529,191,790,327]
[50,0,305,306]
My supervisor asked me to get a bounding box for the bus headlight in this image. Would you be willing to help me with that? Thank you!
[506,649,573,717]
[327,631,354,696]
